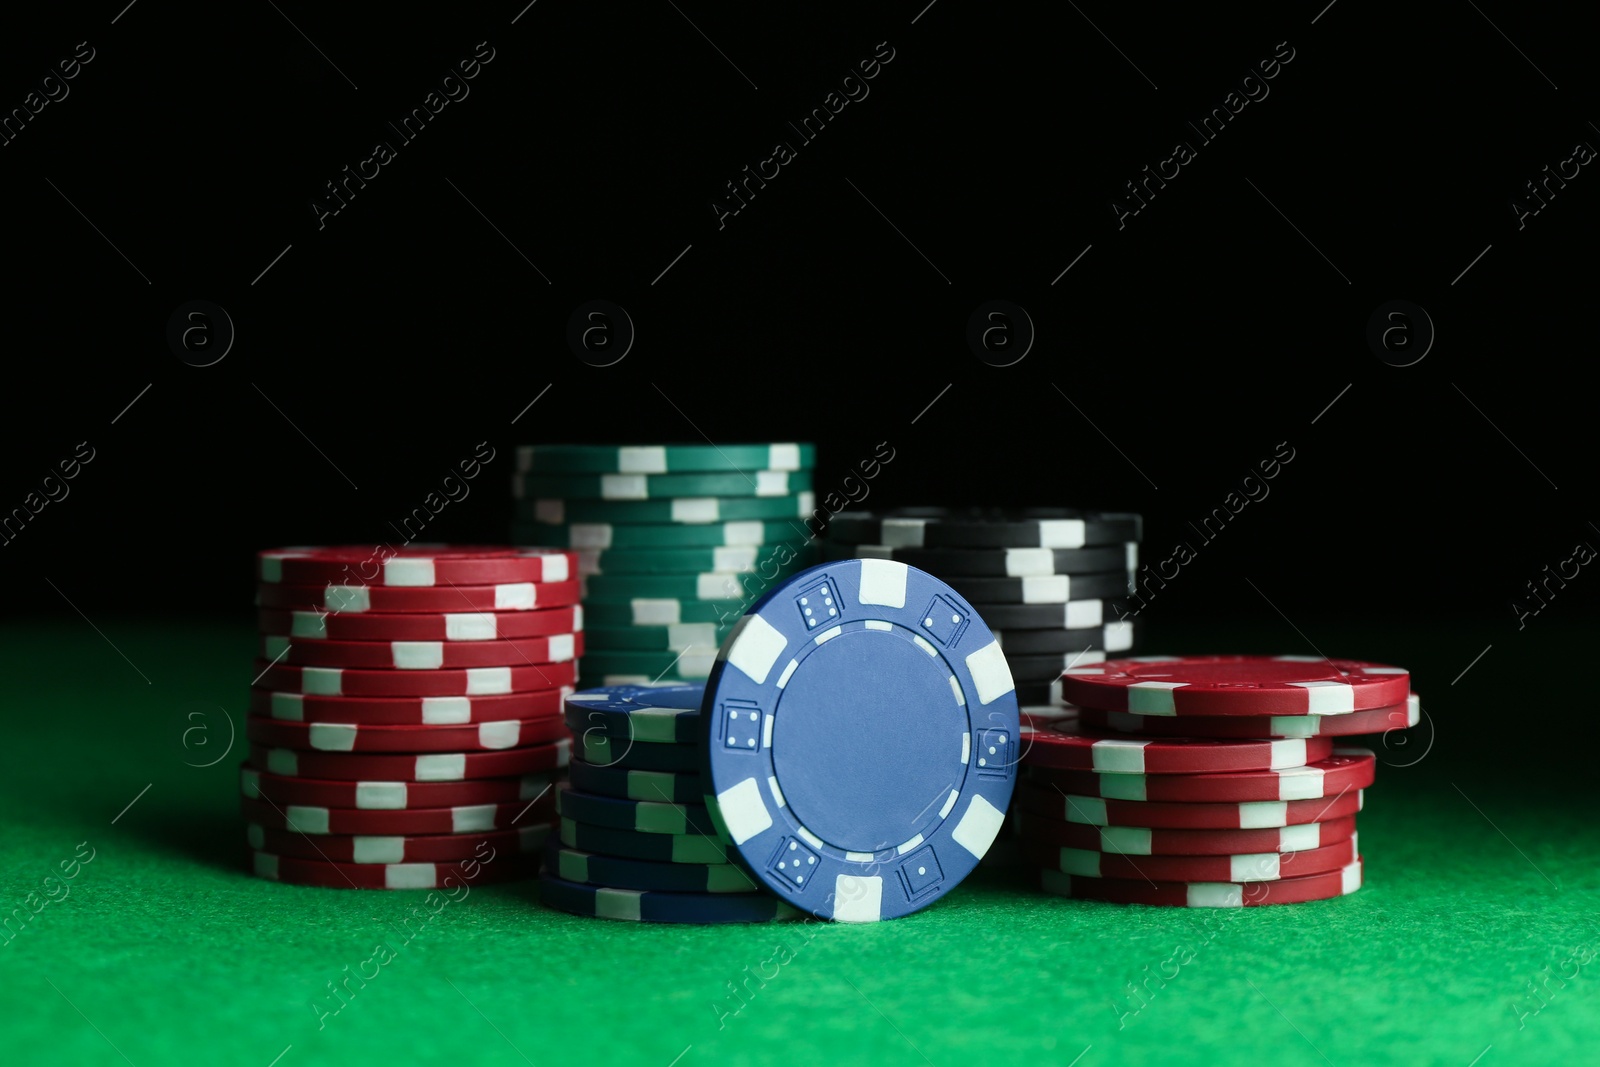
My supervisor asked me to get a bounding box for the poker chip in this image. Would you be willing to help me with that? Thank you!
[577,543,817,576]
[247,823,547,864]
[581,597,744,627]
[247,740,571,782]
[997,622,1137,656]
[1057,655,1411,716]
[583,572,779,601]
[701,558,1020,922]
[1015,811,1359,855]
[1006,641,1137,681]
[251,850,538,890]
[248,687,571,725]
[1015,782,1365,828]
[1026,749,1378,803]
[256,579,582,614]
[558,817,730,864]
[258,546,574,586]
[245,543,588,890]
[555,783,716,835]
[1039,858,1364,907]
[574,649,717,681]
[567,759,702,803]
[521,492,816,527]
[581,623,730,653]
[253,660,577,697]
[256,605,584,642]
[240,765,555,810]
[528,517,813,549]
[514,470,811,502]
[258,633,582,669]
[239,795,553,835]
[823,542,1136,577]
[548,845,756,893]
[1076,697,1420,738]
[946,572,1133,604]
[1028,835,1359,882]
[245,715,567,753]
[828,508,1143,548]
[1019,717,1333,773]
[515,442,815,475]
[576,732,701,772]
[537,871,797,923]
[977,601,1133,630]
[564,685,702,743]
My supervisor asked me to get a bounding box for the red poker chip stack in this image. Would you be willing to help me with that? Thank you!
[1015,655,1416,908]
[243,545,585,889]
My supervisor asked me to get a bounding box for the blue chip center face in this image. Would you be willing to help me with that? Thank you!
[701,560,1019,922]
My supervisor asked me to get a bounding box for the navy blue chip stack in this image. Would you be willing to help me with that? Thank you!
[539,685,799,923]
[822,508,1142,868]
[508,443,820,690]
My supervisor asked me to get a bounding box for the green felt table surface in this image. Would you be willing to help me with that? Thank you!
[2,616,1596,1067]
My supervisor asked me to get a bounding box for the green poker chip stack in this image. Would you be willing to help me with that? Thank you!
[508,442,818,689]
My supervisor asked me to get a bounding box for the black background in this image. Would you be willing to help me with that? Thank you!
[2,1,1593,652]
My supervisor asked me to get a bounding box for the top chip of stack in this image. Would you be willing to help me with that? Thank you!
[510,443,819,690]
[823,508,1143,710]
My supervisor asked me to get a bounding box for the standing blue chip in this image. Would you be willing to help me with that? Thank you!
[700,559,1019,922]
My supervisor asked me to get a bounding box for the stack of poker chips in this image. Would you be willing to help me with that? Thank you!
[245,546,582,889]
[509,443,818,689]
[1017,654,1416,908]
[540,685,797,924]
[822,508,1143,710]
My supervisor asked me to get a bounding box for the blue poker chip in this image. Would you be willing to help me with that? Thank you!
[538,871,798,924]
[546,843,759,894]
[567,758,703,804]
[700,559,1020,922]
[555,783,716,836]
[564,684,703,743]
[575,732,701,773]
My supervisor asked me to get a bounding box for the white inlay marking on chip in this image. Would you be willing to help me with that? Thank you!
[857,559,908,607]
[415,754,467,780]
[880,518,927,547]
[938,789,959,818]
[1277,767,1325,800]
[478,721,522,749]
[1090,740,1148,773]
[950,794,1006,858]
[619,446,667,473]
[715,777,772,844]
[1239,801,1288,828]
[727,614,788,684]
[1126,681,1183,715]
[384,559,436,587]
[444,614,496,641]
[465,667,512,694]
[392,642,445,670]
[965,640,1015,705]
[833,875,883,922]
[494,584,536,609]
[354,782,408,809]
[1268,739,1309,769]
[766,775,786,808]
[1066,797,1108,825]
[1294,680,1356,715]
[308,724,357,752]
[1036,519,1087,548]
[270,692,304,721]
